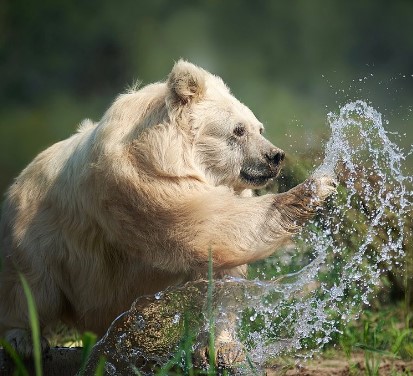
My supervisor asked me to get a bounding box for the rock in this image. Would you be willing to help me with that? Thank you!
[81,281,209,375]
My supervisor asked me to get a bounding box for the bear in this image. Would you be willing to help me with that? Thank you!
[0,60,336,362]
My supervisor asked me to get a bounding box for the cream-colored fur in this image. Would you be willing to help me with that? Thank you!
[0,60,335,356]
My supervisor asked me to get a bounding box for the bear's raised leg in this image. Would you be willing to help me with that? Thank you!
[174,175,337,273]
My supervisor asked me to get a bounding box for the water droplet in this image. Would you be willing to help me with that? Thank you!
[155,292,163,300]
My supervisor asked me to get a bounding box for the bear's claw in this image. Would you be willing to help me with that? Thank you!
[5,328,50,358]
[194,340,246,372]
[314,175,338,200]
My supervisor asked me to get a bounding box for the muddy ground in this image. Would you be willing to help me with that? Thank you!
[1,348,412,375]
[266,353,413,375]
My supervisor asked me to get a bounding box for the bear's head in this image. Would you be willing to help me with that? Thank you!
[167,60,285,191]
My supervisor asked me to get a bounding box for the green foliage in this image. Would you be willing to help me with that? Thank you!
[339,306,413,375]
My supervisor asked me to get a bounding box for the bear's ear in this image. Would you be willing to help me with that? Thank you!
[167,60,206,105]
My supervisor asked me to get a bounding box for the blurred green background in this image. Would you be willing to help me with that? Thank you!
[1,0,413,195]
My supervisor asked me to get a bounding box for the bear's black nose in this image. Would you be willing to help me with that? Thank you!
[265,149,285,166]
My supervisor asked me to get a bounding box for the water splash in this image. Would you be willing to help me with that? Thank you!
[83,101,412,375]
[235,100,411,366]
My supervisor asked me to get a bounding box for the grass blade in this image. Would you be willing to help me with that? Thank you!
[207,248,215,375]
[0,338,29,376]
[93,356,106,376]
[354,343,397,357]
[390,328,412,355]
[245,354,259,376]
[78,331,97,376]
[130,364,144,375]
[19,273,42,376]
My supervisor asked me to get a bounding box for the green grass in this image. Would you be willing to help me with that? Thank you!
[337,305,413,376]
[339,306,413,360]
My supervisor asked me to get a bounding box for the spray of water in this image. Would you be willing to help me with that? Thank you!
[226,100,411,367]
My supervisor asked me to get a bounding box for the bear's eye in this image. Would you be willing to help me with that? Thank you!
[233,124,246,137]
[259,127,264,135]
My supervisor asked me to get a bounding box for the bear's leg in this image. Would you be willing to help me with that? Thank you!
[0,269,62,357]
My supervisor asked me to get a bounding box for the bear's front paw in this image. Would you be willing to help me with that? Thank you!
[215,340,246,369]
[313,175,338,201]
[5,328,50,358]
[194,340,246,372]
[301,175,337,208]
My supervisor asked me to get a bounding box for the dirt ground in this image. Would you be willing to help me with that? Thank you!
[266,354,413,375]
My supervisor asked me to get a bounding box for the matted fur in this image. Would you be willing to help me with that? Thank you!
[0,60,335,355]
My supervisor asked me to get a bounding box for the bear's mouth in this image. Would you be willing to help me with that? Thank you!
[240,169,278,187]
